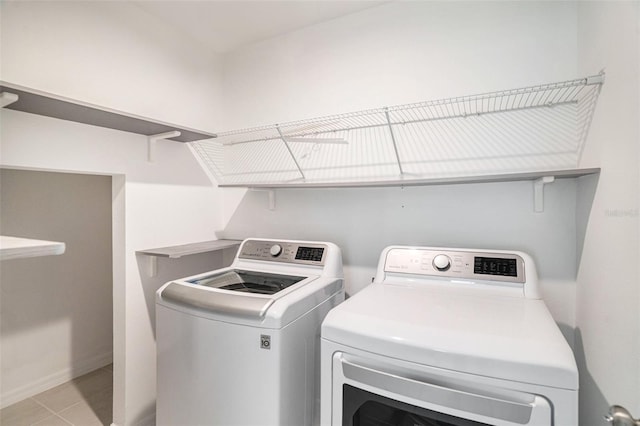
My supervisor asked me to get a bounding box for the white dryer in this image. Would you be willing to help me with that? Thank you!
[321,246,578,426]
[156,238,344,426]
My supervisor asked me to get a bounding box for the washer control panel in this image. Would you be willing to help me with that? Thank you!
[384,248,525,283]
[239,240,326,265]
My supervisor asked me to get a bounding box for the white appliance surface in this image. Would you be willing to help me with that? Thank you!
[157,238,344,426]
[321,245,578,426]
[322,281,576,390]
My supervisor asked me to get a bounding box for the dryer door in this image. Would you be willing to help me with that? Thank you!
[333,354,553,426]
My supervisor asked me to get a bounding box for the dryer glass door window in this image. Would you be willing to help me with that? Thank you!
[188,270,306,295]
[343,385,489,426]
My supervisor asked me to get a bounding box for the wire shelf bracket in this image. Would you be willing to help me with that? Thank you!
[191,73,605,190]
[384,107,404,176]
[276,125,306,181]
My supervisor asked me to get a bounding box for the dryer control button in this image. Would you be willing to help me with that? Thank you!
[269,244,283,257]
[433,254,451,271]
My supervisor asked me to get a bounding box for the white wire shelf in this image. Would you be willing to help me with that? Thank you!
[191,73,604,187]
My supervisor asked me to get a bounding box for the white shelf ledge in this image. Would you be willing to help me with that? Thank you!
[137,239,241,278]
[0,81,216,143]
[137,239,241,259]
[218,168,601,189]
[0,236,66,260]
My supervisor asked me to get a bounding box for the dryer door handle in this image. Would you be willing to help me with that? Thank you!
[340,358,549,425]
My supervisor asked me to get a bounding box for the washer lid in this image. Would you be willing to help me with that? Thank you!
[188,269,305,295]
[159,269,309,320]
[322,282,578,390]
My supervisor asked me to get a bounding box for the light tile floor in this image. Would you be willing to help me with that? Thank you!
[1,365,113,426]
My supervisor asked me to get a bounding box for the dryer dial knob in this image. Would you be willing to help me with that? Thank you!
[433,254,451,271]
[269,244,283,257]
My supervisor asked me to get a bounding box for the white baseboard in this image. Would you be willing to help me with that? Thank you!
[0,351,113,409]
[109,411,154,426]
[134,411,156,426]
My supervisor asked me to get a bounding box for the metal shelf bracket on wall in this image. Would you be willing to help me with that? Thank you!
[533,176,555,213]
[0,91,19,108]
[147,256,158,277]
[250,188,276,210]
[148,131,181,162]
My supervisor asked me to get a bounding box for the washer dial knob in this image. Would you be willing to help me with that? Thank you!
[433,254,451,271]
[269,244,283,257]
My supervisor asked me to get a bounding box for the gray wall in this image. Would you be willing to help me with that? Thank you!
[1,169,113,407]
[222,178,583,347]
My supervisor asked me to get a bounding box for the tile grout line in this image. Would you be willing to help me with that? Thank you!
[29,397,74,426]
[32,412,74,426]
[5,366,113,426]
[56,398,112,426]
[55,400,89,426]
[30,397,58,416]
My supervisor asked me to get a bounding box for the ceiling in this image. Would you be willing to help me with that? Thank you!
[132,1,388,54]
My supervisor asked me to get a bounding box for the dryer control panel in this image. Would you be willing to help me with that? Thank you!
[384,248,525,283]
[238,239,327,265]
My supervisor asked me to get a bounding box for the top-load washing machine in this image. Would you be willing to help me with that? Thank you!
[321,245,578,426]
[156,238,344,426]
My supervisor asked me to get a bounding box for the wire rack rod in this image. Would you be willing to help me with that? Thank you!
[276,125,306,180]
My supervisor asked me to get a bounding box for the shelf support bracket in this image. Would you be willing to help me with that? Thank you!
[0,92,19,108]
[251,188,276,210]
[534,176,555,213]
[147,255,158,277]
[148,131,181,162]
[276,126,306,181]
[384,108,404,176]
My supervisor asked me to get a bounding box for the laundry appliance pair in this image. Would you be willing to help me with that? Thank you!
[156,239,578,426]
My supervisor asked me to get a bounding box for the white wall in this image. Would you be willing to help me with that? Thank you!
[575,1,640,423]
[219,1,580,335]
[1,2,226,425]
[0,169,112,408]
[220,1,578,129]
[222,180,580,337]
[0,1,222,132]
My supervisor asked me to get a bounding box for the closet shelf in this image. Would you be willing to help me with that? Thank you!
[0,81,216,143]
[0,236,66,260]
[192,73,604,188]
[137,239,241,277]
[219,168,600,189]
[137,239,241,259]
